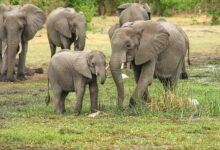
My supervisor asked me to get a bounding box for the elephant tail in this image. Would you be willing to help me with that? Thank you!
[187,40,191,65]
[45,76,51,106]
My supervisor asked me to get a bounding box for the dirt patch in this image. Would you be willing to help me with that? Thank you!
[189,54,220,63]
[2,147,74,150]
[0,86,47,96]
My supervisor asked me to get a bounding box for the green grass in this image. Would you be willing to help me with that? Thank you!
[1,15,220,149]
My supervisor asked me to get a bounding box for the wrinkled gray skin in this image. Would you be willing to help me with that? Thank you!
[47,7,86,57]
[48,50,106,114]
[158,18,190,79]
[0,4,46,82]
[118,3,151,26]
[109,20,187,108]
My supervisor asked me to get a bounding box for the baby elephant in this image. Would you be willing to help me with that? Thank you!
[47,50,106,114]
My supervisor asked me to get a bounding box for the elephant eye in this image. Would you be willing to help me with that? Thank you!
[126,43,131,49]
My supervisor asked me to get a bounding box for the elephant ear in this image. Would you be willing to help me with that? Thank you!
[108,24,120,39]
[73,52,92,79]
[133,21,170,65]
[117,3,132,15]
[0,4,9,40]
[21,4,46,41]
[54,18,72,38]
[143,3,151,19]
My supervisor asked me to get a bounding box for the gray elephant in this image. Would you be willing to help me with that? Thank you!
[46,50,106,114]
[0,4,46,81]
[109,20,188,108]
[47,7,86,57]
[109,3,151,37]
[117,3,151,26]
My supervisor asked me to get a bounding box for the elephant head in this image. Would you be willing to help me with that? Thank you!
[87,51,106,84]
[0,4,46,80]
[54,8,86,51]
[117,3,151,20]
[109,21,169,108]
[73,51,106,84]
[69,12,86,50]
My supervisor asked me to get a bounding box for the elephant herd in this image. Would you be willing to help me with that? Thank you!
[0,3,191,114]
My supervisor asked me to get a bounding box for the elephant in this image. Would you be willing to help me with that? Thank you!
[46,50,106,114]
[47,7,87,57]
[0,4,46,81]
[110,3,151,38]
[117,3,151,26]
[109,20,188,108]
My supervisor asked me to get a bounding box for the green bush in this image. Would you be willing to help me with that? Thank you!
[9,0,20,5]
[64,0,97,22]
[20,0,66,14]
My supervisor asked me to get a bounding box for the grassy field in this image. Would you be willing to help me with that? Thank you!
[1,15,220,149]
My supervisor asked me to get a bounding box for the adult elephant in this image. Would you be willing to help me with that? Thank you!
[117,3,151,26]
[109,3,151,38]
[0,4,46,81]
[47,7,86,57]
[109,20,188,108]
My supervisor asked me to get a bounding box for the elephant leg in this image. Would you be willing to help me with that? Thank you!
[132,61,151,103]
[130,59,156,107]
[159,78,173,92]
[59,91,68,113]
[74,78,86,115]
[1,49,7,77]
[89,76,98,113]
[60,35,71,49]
[0,41,2,71]
[17,42,28,81]
[73,34,79,51]
[0,42,8,81]
[6,45,17,81]
[49,41,56,57]
[180,61,188,79]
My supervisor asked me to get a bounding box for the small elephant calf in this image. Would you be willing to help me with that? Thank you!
[47,50,106,114]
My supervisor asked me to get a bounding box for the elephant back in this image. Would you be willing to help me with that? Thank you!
[119,3,150,26]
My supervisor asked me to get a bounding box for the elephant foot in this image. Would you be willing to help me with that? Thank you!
[45,95,51,106]
[74,110,81,116]
[143,93,151,103]
[129,97,136,108]
[0,74,7,82]
[117,101,124,110]
[0,75,16,82]
[55,109,66,114]
[33,68,44,74]
[17,74,27,81]
[180,72,188,80]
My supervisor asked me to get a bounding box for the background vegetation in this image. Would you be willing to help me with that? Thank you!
[2,0,220,24]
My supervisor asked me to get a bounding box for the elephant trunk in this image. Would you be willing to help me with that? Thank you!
[99,70,106,85]
[76,26,86,51]
[110,54,124,109]
[7,43,19,81]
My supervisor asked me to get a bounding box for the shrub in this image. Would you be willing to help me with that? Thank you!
[19,0,66,14]
[64,0,97,22]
